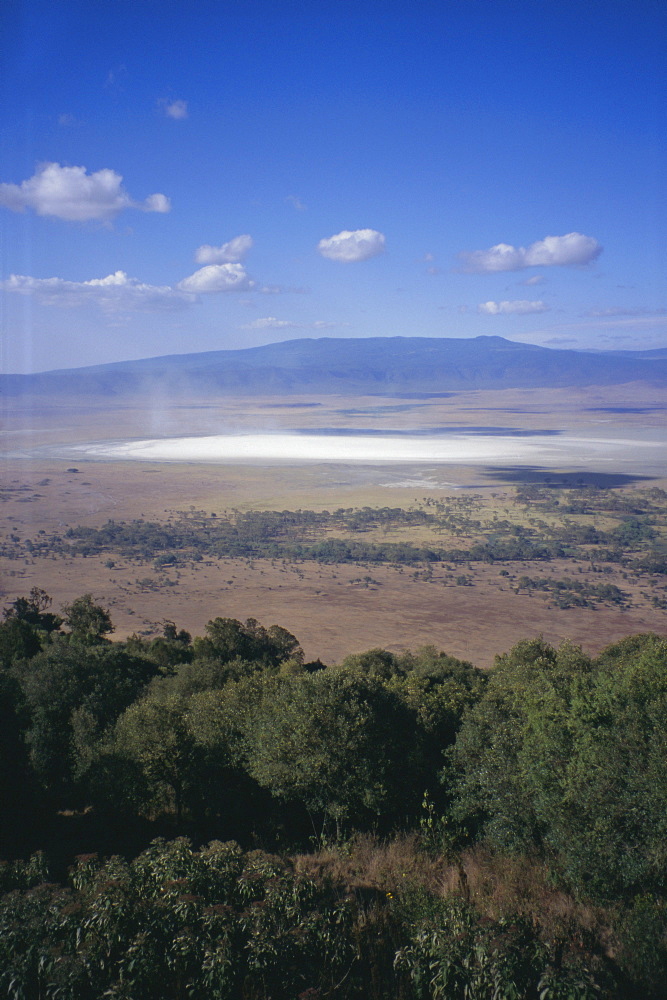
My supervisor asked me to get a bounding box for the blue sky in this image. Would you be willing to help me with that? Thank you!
[1,0,665,373]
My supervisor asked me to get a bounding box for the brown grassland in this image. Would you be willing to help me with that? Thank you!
[3,383,666,667]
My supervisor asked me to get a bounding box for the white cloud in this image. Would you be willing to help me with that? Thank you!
[177,263,254,293]
[584,306,666,318]
[524,233,601,267]
[241,317,299,330]
[3,271,195,311]
[522,274,545,286]
[194,235,253,264]
[0,163,170,222]
[460,232,602,273]
[478,300,549,315]
[165,99,188,119]
[4,254,266,312]
[143,193,170,214]
[240,317,339,331]
[286,195,307,211]
[317,228,386,263]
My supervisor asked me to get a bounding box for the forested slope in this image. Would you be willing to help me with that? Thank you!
[1,588,667,998]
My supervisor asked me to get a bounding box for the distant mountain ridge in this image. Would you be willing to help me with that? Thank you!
[3,335,667,397]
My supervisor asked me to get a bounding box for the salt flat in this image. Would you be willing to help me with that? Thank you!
[62,427,666,476]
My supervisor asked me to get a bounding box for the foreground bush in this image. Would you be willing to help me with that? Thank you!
[0,838,618,1000]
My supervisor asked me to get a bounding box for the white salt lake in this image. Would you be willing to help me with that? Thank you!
[65,430,666,473]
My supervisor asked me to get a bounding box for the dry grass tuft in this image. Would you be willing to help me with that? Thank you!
[294,836,615,956]
[450,845,608,943]
[294,832,445,895]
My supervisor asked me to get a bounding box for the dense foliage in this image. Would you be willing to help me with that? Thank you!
[0,838,611,1000]
[1,588,666,997]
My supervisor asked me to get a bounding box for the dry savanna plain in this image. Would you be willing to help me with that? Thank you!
[3,382,667,668]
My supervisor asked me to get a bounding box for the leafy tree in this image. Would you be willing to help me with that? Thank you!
[193,616,302,668]
[151,655,263,699]
[13,638,159,798]
[448,638,593,853]
[449,634,667,902]
[386,647,486,801]
[3,588,62,634]
[61,593,113,644]
[186,675,276,836]
[112,692,200,822]
[551,634,667,899]
[0,617,42,667]
[125,624,193,672]
[161,619,192,644]
[245,668,418,837]
[0,668,37,847]
[108,673,272,834]
[0,589,61,666]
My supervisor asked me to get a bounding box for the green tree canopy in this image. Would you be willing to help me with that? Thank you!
[13,637,159,797]
[449,634,667,901]
[193,617,302,669]
[61,594,113,644]
[3,588,62,634]
[244,668,419,836]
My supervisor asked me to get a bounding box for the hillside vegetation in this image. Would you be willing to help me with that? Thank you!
[1,588,667,998]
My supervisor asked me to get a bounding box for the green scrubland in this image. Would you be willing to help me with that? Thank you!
[1,587,667,998]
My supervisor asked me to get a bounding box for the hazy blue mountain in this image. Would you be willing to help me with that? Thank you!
[3,335,667,397]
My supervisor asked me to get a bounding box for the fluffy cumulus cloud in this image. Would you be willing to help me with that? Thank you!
[165,99,188,120]
[3,271,195,311]
[194,235,253,264]
[460,232,601,273]
[0,163,170,222]
[317,228,386,263]
[478,300,549,315]
[4,257,257,311]
[177,263,254,293]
